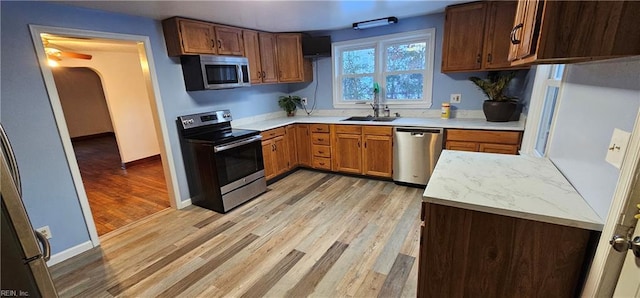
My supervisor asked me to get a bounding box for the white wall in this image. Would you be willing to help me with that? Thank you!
[548,56,640,219]
[60,50,160,163]
[52,67,114,138]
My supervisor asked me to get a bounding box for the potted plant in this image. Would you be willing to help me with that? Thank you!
[469,72,518,122]
[278,95,302,117]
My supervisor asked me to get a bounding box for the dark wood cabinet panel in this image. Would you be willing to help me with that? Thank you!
[258,32,279,84]
[214,25,244,56]
[295,124,312,167]
[419,203,594,298]
[445,129,522,155]
[242,30,263,84]
[442,2,487,72]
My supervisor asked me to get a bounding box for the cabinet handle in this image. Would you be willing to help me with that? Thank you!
[318,138,324,141]
[217,39,222,49]
[510,23,523,45]
[279,71,283,78]
[319,162,325,166]
[357,141,361,148]
[272,144,275,151]
[487,53,492,63]
[364,142,367,148]
[262,71,266,78]
[476,54,481,64]
[318,151,324,154]
[210,39,216,48]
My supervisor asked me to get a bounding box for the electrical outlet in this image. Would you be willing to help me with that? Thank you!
[36,226,52,239]
[450,94,461,103]
[301,97,308,106]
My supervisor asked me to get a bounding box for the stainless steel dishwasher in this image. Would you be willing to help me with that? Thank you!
[393,127,443,186]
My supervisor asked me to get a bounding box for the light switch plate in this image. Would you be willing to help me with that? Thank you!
[450,94,461,103]
[605,128,631,169]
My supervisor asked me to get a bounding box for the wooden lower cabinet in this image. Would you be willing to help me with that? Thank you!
[418,202,595,298]
[285,125,297,170]
[445,129,521,155]
[261,127,290,181]
[332,125,393,178]
[295,124,312,167]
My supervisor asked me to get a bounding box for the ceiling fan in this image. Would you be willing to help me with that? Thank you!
[42,38,92,62]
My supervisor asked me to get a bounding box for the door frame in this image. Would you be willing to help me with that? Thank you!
[28,25,182,248]
[582,106,640,296]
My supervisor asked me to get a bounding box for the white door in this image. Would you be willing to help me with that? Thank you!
[613,213,640,297]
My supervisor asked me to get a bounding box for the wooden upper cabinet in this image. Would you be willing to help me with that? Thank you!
[243,30,263,84]
[483,1,520,69]
[509,0,640,65]
[442,2,486,72]
[276,33,312,83]
[214,26,244,56]
[259,32,279,84]
[162,17,217,56]
[442,1,527,72]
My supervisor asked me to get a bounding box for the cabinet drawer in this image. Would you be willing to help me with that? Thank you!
[313,157,331,170]
[335,125,362,134]
[310,124,330,133]
[311,132,330,145]
[479,143,518,155]
[363,125,392,136]
[261,127,285,140]
[446,141,479,152]
[446,129,521,145]
[312,145,331,158]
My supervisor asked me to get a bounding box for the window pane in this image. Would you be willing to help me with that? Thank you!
[386,42,426,71]
[342,48,375,75]
[385,73,423,100]
[342,76,374,100]
[550,64,565,80]
[535,86,559,155]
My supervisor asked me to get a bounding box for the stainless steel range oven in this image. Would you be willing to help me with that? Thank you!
[177,110,266,213]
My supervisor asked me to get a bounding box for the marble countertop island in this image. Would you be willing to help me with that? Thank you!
[423,150,603,231]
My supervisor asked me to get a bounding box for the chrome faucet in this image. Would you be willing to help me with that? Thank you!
[371,83,380,117]
[370,102,380,117]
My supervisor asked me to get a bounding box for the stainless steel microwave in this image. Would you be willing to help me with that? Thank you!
[180,55,251,91]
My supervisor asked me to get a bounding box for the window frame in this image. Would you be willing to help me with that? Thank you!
[331,28,436,109]
[520,64,565,157]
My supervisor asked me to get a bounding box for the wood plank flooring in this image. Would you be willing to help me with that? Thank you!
[72,135,170,235]
[50,170,423,297]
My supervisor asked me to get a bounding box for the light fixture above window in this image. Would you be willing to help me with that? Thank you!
[353,17,398,30]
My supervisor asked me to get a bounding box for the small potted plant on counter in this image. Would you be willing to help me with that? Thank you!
[278,95,302,117]
[469,72,518,122]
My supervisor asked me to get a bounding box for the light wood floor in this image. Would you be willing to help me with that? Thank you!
[72,135,170,235]
[50,169,423,297]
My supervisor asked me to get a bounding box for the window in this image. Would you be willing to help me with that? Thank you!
[332,29,436,109]
[521,64,565,157]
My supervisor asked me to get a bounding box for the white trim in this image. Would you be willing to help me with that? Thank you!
[178,198,192,209]
[582,106,640,296]
[46,240,93,266]
[28,25,183,250]
[332,28,435,109]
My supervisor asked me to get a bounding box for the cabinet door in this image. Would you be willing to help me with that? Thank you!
[243,30,263,84]
[441,2,487,72]
[295,124,312,167]
[479,143,518,155]
[363,134,393,178]
[276,33,305,82]
[273,136,289,175]
[446,141,479,152]
[262,140,276,180]
[258,33,279,83]
[179,19,216,54]
[214,26,244,56]
[483,1,519,69]
[333,133,362,174]
[509,0,541,61]
[286,125,298,169]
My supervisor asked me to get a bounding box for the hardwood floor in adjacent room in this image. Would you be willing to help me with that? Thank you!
[50,170,422,297]
[72,135,170,236]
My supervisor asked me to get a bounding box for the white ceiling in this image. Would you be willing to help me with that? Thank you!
[53,0,465,32]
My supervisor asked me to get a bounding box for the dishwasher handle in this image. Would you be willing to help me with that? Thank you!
[395,127,443,134]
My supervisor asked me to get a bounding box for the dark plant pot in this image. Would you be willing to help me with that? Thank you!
[287,110,296,117]
[483,100,517,122]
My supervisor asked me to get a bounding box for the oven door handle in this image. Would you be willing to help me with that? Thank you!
[214,135,262,152]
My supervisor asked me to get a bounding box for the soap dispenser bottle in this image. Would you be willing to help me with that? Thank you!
[383,105,390,117]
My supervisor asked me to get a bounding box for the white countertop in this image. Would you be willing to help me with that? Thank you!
[234,115,525,132]
[423,150,603,231]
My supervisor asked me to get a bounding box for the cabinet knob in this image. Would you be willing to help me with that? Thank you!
[476,54,481,64]
[487,53,492,63]
[510,23,523,45]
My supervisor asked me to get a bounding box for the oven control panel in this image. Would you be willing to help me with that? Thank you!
[178,110,232,129]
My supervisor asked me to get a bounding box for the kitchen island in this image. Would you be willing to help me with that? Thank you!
[419,151,603,297]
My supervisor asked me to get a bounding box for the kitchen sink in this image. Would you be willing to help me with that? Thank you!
[342,116,397,122]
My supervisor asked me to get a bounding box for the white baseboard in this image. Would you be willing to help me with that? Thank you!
[47,240,93,266]
[178,198,192,209]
